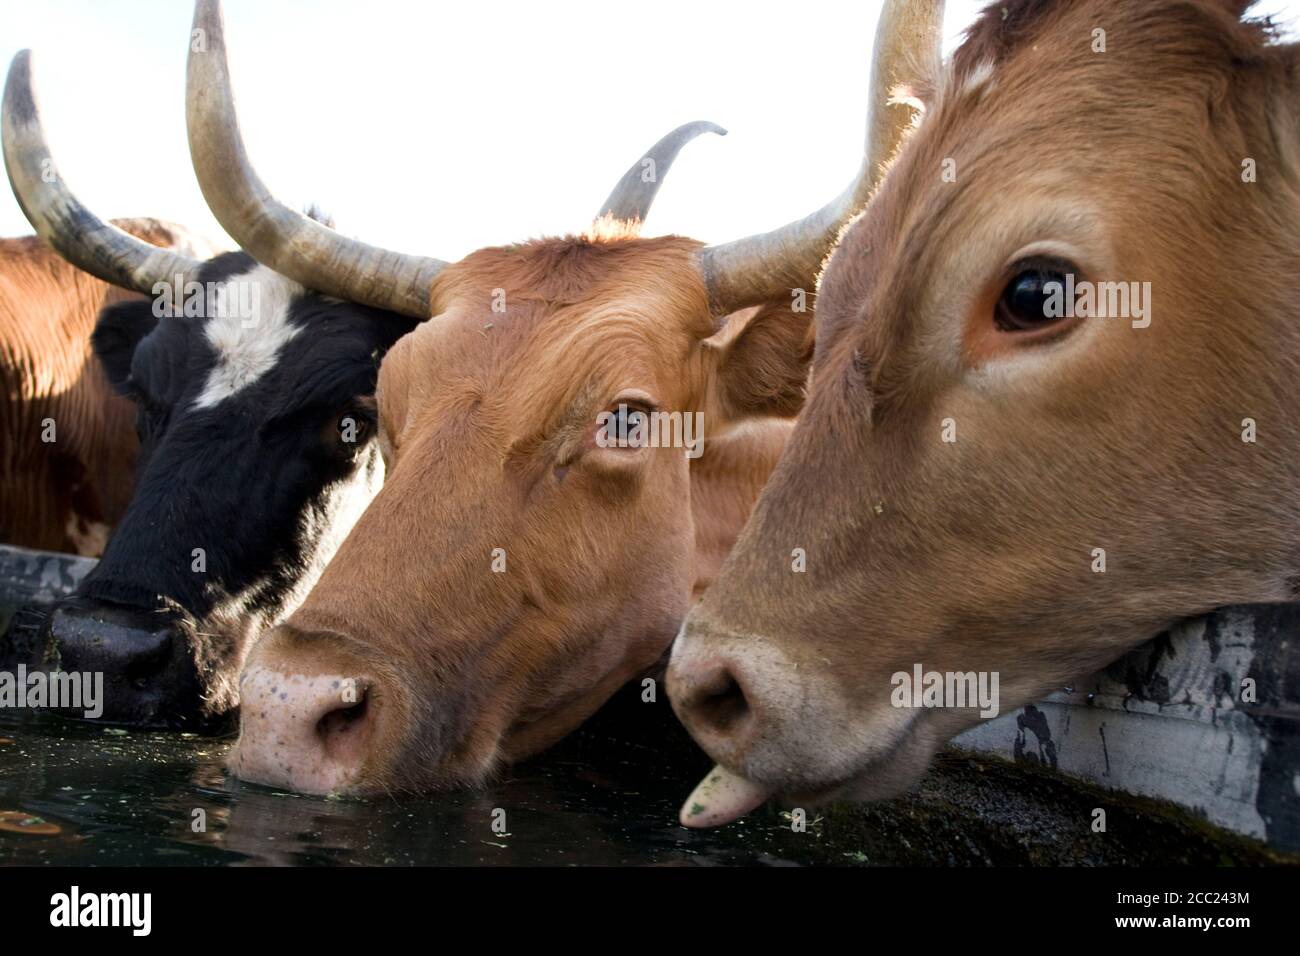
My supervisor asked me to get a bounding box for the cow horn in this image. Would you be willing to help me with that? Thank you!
[2,50,203,296]
[697,0,945,313]
[186,0,445,318]
[595,121,727,231]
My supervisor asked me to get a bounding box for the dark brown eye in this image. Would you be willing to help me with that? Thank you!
[595,399,657,452]
[336,408,373,449]
[613,404,650,446]
[995,263,1074,332]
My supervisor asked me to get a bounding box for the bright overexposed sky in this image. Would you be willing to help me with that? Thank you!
[1,0,1297,258]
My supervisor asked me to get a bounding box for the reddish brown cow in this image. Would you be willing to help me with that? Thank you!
[0,218,211,554]
[668,0,1300,825]
[179,0,941,792]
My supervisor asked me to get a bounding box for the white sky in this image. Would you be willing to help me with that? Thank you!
[1,0,1297,258]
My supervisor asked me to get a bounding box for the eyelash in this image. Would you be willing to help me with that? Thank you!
[345,404,377,429]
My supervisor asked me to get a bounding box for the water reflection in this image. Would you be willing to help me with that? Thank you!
[0,685,825,866]
[0,682,1283,866]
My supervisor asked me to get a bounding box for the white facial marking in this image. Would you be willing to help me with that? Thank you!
[921,56,993,116]
[193,265,305,409]
[278,446,387,622]
[962,59,996,99]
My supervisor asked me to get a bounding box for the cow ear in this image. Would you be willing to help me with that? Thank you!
[705,301,814,424]
[91,300,158,391]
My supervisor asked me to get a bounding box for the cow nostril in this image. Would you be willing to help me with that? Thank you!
[694,668,750,734]
[233,664,381,793]
[315,685,371,756]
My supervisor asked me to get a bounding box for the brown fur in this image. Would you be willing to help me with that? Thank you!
[0,218,196,555]
[670,0,1300,800]
[233,234,811,793]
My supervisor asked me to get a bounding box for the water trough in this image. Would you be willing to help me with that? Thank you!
[2,542,1296,864]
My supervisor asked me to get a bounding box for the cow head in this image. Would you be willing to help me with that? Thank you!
[178,0,937,792]
[3,51,420,729]
[232,245,816,793]
[668,0,1300,824]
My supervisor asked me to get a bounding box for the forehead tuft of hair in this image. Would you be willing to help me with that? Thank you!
[912,0,1282,112]
[444,232,709,320]
[411,232,717,442]
[586,214,648,242]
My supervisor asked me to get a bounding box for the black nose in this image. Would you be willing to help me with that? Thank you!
[42,601,204,728]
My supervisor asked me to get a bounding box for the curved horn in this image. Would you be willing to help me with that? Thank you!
[698,0,945,313]
[186,0,445,318]
[595,121,727,230]
[2,50,203,296]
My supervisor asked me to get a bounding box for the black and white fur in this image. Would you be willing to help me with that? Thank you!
[43,249,419,729]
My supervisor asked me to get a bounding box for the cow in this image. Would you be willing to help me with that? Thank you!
[666,0,1300,826]
[0,214,212,556]
[185,0,942,793]
[2,47,723,730]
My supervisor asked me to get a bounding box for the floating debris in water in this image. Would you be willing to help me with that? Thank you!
[779,809,825,829]
[0,810,62,835]
[0,738,13,745]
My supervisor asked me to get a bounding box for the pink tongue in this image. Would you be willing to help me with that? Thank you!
[679,764,771,828]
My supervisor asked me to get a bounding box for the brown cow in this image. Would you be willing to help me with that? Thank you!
[180,0,941,792]
[668,0,1300,825]
[0,218,212,555]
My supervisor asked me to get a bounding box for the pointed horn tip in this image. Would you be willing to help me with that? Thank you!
[697,0,943,314]
[5,49,33,91]
[688,121,727,138]
[2,40,202,295]
[4,50,39,129]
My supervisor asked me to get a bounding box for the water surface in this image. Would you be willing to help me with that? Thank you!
[0,683,1285,866]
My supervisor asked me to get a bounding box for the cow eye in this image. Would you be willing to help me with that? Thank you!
[994,261,1075,333]
[596,399,656,452]
[614,404,649,446]
[336,406,374,450]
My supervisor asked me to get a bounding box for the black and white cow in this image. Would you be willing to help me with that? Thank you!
[3,52,420,729]
[46,253,414,728]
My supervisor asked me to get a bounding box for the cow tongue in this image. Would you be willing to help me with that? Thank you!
[679,764,771,828]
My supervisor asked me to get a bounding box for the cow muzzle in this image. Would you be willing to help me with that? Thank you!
[229,628,394,795]
[666,617,797,774]
[40,600,214,730]
[668,612,925,826]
